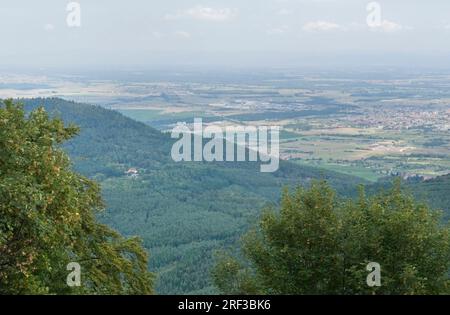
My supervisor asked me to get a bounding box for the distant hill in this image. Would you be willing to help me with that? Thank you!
[406,175,450,217]
[364,174,450,219]
[21,98,369,294]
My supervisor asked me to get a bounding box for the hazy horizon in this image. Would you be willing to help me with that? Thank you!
[1,0,450,69]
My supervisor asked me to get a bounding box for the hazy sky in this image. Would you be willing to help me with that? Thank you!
[2,0,450,69]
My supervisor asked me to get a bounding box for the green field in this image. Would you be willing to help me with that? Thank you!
[293,159,383,182]
[118,109,209,123]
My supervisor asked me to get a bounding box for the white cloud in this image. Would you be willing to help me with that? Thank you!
[267,25,289,35]
[44,23,55,32]
[301,19,410,34]
[300,19,408,34]
[302,21,343,32]
[173,31,191,39]
[369,20,405,33]
[165,6,238,22]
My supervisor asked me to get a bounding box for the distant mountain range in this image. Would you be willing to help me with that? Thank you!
[20,98,449,294]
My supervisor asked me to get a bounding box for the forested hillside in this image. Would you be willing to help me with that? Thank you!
[19,97,448,294]
[406,175,450,217]
[365,175,450,218]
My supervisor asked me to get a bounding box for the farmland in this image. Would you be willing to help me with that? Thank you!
[2,69,449,181]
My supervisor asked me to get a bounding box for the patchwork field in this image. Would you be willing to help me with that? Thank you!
[3,69,450,182]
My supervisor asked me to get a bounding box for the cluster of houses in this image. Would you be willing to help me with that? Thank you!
[125,168,139,178]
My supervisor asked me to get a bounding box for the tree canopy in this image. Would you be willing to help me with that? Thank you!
[0,99,154,294]
[212,181,450,295]
[19,97,366,294]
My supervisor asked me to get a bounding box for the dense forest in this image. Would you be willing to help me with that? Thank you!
[4,97,448,294]
[406,175,450,218]
[19,98,367,294]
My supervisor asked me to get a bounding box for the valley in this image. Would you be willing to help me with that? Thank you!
[3,69,449,182]
[2,68,449,294]
[21,97,365,294]
[17,96,449,294]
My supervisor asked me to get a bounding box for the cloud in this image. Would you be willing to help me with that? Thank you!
[302,21,343,32]
[165,6,238,22]
[44,23,55,32]
[267,25,289,35]
[173,31,191,39]
[300,19,409,34]
[369,20,405,33]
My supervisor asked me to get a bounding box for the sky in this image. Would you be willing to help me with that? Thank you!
[1,0,450,69]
